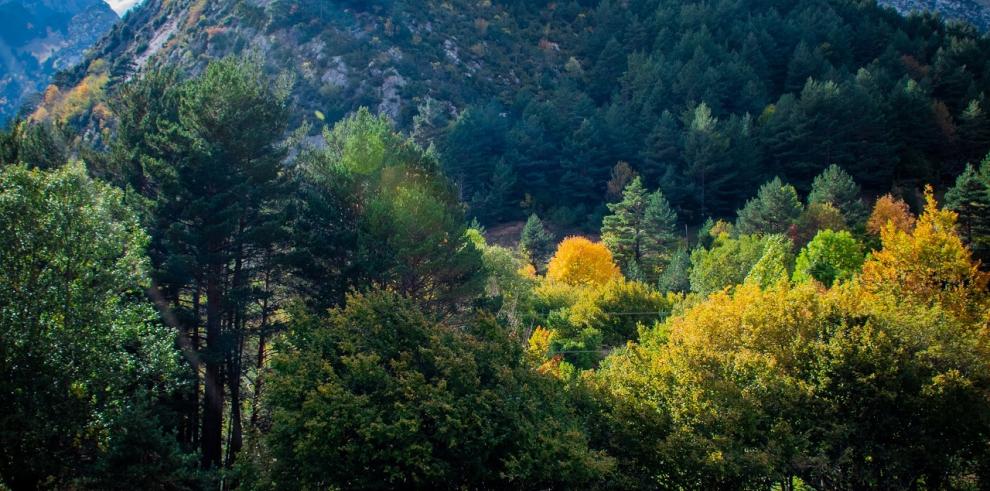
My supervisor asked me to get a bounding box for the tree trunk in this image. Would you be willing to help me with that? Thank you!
[201,262,223,469]
[189,285,201,446]
[250,330,266,429]
[226,326,244,466]
[225,219,248,466]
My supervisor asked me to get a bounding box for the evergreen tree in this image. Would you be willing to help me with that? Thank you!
[657,246,691,293]
[682,103,736,217]
[519,213,554,272]
[736,177,804,236]
[441,102,509,216]
[115,57,290,470]
[601,177,678,281]
[958,100,990,162]
[944,161,990,256]
[807,164,867,226]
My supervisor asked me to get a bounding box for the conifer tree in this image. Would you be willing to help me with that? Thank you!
[736,177,804,235]
[115,57,290,470]
[944,161,990,256]
[519,213,554,272]
[601,177,679,281]
[807,164,867,226]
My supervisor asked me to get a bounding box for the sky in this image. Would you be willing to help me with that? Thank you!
[104,0,141,15]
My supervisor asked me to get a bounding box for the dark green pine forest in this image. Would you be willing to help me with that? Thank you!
[3,0,990,489]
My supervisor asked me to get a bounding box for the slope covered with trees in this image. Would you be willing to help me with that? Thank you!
[27,0,990,230]
[4,50,990,487]
[4,0,990,488]
[0,0,118,122]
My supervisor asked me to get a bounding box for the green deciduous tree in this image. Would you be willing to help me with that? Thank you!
[744,234,794,288]
[245,291,613,489]
[689,233,779,296]
[296,108,485,313]
[792,229,865,286]
[0,164,196,489]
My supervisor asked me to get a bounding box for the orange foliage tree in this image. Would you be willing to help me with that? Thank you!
[546,236,621,286]
[866,194,916,235]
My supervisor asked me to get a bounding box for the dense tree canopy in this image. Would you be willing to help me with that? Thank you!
[0,164,196,489]
[243,291,612,489]
[7,0,990,483]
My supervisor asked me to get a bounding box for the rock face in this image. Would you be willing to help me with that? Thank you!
[31,0,990,142]
[37,0,567,139]
[878,0,990,31]
[0,0,118,123]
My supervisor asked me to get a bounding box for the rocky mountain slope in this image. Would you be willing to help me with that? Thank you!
[47,0,572,135]
[0,0,118,122]
[878,0,990,30]
[31,0,990,226]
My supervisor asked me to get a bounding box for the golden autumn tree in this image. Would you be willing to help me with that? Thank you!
[597,278,990,488]
[546,236,621,286]
[861,186,989,321]
[866,194,916,235]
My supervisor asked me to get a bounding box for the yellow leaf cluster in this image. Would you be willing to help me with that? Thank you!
[546,236,621,287]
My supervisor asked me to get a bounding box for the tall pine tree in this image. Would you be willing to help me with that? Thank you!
[944,161,990,258]
[601,177,679,281]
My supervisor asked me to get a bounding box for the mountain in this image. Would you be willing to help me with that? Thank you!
[34,0,990,226]
[879,0,990,31]
[0,0,118,123]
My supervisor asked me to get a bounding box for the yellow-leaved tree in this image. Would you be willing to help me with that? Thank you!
[546,236,621,286]
[861,186,989,321]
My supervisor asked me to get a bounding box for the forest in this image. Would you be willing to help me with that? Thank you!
[2,0,990,490]
[3,55,990,489]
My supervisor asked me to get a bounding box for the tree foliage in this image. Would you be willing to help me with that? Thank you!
[519,213,555,272]
[807,164,867,226]
[546,236,621,287]
[0,164,195,489]
[245,291,613,489]
[735,177,803,236]
[792,229,865,286]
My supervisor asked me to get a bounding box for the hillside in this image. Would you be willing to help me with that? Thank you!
[0,0,118,122]
[5,1,990,489]
[40,0,990,227]
[879,0,990,30]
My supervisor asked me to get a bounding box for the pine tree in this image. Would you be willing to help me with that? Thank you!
[807,164,867,226]
[658,246,691,293]
[642,188,680,278]
[958,100,990,162]
[602,177,650,271]
[601,177,679,282]
[736,177,804,235]
[118,57,291,469]
[519,213,555,272]
[944,162,990,256]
